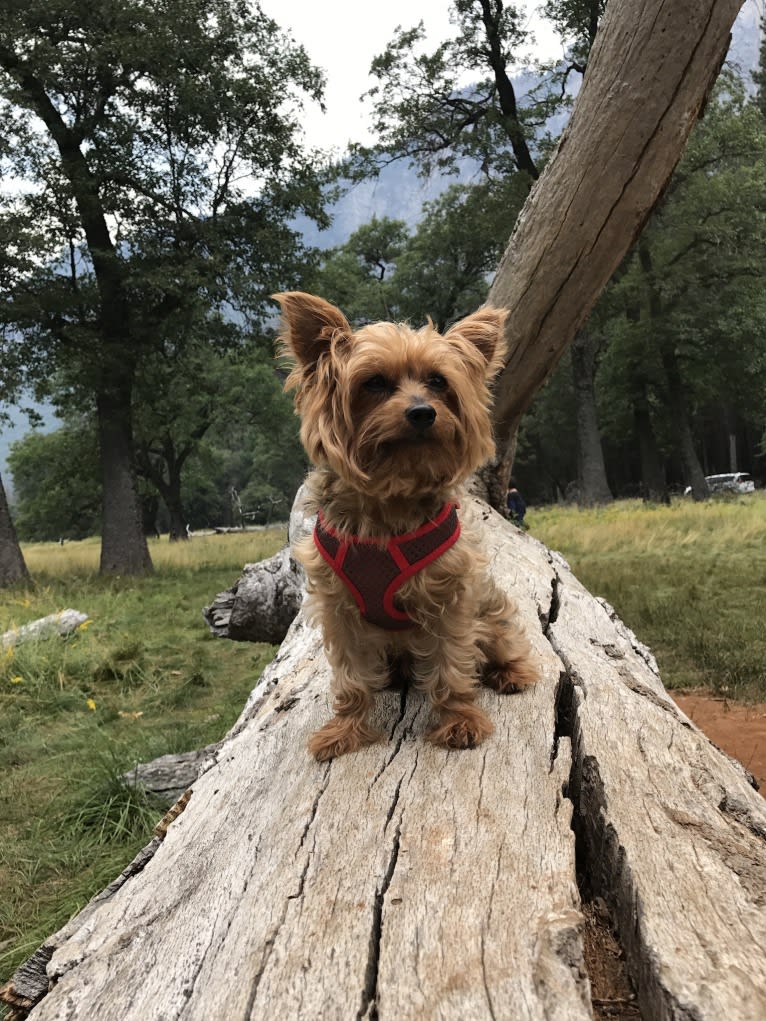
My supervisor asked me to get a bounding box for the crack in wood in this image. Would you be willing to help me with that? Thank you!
[356,823,402,1021]
[297,762,331,855]
[542,563,642,1018]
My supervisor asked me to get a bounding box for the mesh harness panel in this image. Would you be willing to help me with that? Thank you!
[313,503,461,631]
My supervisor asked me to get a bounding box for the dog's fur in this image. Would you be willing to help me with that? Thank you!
[275,291,539,760]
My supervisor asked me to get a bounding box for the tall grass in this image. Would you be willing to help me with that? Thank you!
[0,527,285,990]
[529,493,766,699]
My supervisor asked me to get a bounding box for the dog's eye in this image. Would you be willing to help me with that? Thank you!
[426,373,448,392]
[363,374,391,394]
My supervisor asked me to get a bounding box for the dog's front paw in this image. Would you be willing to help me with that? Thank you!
[427,704,494,750]
[307,717,381,761]
[483,657,539,693]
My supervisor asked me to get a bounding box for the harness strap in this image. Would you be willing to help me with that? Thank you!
[313,503,461,630]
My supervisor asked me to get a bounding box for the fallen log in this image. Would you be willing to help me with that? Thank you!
[119,743,222,806]
[202,545,303,645]
[4,501,765,1021]
[1,609,88,649]
[201,488,310,645]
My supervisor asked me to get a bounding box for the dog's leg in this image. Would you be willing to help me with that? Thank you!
[308,645,387,761]
[478,582,539,693]
[412,629,494,750]
[427,693,495,749]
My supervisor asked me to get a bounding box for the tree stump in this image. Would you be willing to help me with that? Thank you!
[5,501,765,1021]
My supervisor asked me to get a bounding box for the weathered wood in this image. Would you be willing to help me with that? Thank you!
[546,559,766,1020]
[202,494,309,644]
[202,545,304,644]
[7,502,766,1020]
[1,609,88,648]
[13,502,586,1020]
[120,744,221,806]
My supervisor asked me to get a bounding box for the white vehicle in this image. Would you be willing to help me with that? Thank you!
[684,472,756,496]
[706,472,755,493]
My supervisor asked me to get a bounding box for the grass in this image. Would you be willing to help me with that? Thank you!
[529,492,766,700]
[0,527,285,991]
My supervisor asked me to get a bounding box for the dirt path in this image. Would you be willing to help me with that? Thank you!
[671,690,766,796]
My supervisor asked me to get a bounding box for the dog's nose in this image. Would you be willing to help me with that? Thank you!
[406,402,436,431]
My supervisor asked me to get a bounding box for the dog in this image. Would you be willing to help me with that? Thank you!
[274,291,539,761]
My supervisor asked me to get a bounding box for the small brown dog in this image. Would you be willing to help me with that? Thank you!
[275,292,538,761]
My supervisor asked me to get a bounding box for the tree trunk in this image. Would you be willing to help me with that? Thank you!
[659,343,709,501]
[633,392,669,504]
[0,473,29,587]
[161,469,188,543]
[485,0,740,483]
[571,331,613,505]
[637,243,709,503]
[97,390,153,575]
[136,438,196,542]
[5,503,765,1021]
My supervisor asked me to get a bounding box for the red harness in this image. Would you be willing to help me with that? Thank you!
[313,503,461,631]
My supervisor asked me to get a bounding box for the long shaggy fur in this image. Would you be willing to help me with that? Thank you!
[274,291,539,760]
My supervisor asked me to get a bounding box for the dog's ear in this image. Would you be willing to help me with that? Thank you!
[444,307,508,377]
[272,292,352,373]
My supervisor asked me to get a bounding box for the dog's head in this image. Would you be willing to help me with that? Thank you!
[274,291,507,500]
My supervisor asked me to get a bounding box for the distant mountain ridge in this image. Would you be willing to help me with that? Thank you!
[301,1,762,252]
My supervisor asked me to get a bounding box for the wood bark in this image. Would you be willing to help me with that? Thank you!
[571,331,613,505]
[202,494,309,644]
[633,390,669,504]
[0,472,28,587]
[203,545,304,645]
[97,388,154,574]
[486,0,743,462]
[1,609,88,649]
[5,501,765,1021]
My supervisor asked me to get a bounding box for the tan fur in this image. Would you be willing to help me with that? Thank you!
[274,291,539,760]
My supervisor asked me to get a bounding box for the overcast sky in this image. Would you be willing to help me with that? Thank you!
[258,0,563,154]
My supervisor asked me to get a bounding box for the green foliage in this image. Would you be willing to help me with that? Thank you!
[352,0,542,181]
[7,424,101,540]
[595,80,766,488]
[0,528,284,983]
[541,0,605,67]
[752,13,766,118]
[307,215,409,324]
[0,0,327,370]
[313,177,526,331]
[391,177,526,327]
[6,344,306,537]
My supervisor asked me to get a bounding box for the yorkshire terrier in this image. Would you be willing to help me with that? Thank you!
[274,292,539,761]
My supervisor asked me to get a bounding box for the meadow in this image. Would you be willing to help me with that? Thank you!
[529,491,766,700]
[1,494,764,992]
[0,528,285,990]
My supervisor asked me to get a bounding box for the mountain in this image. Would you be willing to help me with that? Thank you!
[301,2,763,253]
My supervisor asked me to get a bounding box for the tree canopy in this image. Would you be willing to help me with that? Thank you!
[0,0,327,570]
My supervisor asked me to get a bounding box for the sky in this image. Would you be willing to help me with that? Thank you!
[258,0,563,154]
